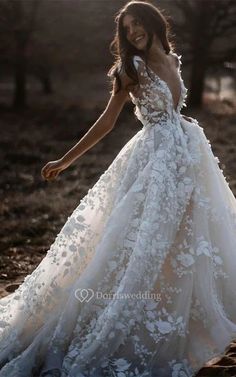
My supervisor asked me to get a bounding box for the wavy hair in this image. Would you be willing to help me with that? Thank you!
[108,1,174,94]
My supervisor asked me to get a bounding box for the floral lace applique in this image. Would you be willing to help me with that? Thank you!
[129,54,187,129]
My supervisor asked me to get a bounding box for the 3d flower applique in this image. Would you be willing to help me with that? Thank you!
[177,252,195,268]
[169,358,193,377]
[156,99,165,110]
[156,320,173,334]
[196,239,211,257]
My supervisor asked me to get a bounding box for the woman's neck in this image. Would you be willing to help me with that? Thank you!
[147,35,169,65]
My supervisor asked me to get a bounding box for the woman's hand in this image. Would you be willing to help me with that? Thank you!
[41,159,69,181]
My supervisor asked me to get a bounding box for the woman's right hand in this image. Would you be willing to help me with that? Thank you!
[41,159,69,181]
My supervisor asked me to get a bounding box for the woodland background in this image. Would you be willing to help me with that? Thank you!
[0,1,236,373]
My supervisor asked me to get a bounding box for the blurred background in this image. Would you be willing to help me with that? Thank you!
[0,0,236,297]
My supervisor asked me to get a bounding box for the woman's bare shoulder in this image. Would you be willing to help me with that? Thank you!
[170,52,181,68]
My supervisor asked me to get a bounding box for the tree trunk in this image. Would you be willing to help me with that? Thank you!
[10,0,40,109]
[187,0,211,108]
[40,75,53,95]
[13,41,27,110]
[188,54,208,107]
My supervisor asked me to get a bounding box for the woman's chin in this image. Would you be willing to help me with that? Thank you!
[135,43,146,51]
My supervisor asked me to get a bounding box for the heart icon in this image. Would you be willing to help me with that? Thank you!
[74,288,94,302]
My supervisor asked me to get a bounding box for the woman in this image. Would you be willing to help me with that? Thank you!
[1,1,236,376]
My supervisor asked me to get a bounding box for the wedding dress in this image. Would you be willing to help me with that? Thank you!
[1,53,236,377]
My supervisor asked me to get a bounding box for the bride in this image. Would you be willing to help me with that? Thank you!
[1,1,236,376]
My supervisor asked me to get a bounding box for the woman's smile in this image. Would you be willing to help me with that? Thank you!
[132,34,146,46]
[123,14,148,50]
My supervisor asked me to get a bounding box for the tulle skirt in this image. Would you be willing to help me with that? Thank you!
[1,116,236,377]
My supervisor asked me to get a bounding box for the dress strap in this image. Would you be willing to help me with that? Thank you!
[133,55,144,70]
[133,53,182,70]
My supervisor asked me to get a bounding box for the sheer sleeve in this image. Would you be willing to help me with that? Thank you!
[129,55,171,127]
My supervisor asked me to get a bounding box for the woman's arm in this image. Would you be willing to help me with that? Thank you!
[41,77,131,181]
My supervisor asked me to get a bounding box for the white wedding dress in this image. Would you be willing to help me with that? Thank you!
[1,53,236,377]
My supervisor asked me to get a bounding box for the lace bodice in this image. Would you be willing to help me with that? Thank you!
[129,53,188,128]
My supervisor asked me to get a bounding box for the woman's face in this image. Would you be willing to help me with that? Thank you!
[122,14,149,51]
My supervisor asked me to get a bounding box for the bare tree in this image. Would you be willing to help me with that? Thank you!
[173,0,236,107]
[0,0,40,109]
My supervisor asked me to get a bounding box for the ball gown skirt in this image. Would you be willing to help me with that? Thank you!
[0,54,236,377]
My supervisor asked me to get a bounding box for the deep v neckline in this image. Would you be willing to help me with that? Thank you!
[138,54,182,112]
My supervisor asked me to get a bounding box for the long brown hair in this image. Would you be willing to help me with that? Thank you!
[108,1,174,94]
